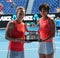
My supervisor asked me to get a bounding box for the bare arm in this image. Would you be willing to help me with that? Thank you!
[42,19,56,41]
[51,19,56,37]
[5,21,25,42]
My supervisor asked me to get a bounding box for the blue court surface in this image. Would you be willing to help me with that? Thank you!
[0,29,60,58]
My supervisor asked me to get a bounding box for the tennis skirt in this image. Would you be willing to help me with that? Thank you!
[7,50,24,58]
[38,42,55,54]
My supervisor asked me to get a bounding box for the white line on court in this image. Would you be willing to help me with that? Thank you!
[55,42,60,44]
[0,47,60,51]
[56,47,60,49]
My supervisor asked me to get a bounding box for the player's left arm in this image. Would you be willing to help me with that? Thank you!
[46,19,56,39]
[42,19,56,41]
[51,19,56,37]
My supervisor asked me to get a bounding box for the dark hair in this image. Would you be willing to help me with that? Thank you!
[39,4,49,12]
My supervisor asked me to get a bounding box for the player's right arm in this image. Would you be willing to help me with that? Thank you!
[5,21,26,42]
[5,21,18,42]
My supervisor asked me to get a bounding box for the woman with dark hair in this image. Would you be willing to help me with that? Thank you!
[37,4,55,58]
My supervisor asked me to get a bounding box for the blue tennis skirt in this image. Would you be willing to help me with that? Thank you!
[38,42,55,54]
[7,50,24,58]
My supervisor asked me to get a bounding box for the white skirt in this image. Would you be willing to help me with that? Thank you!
[38,42,55,54]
